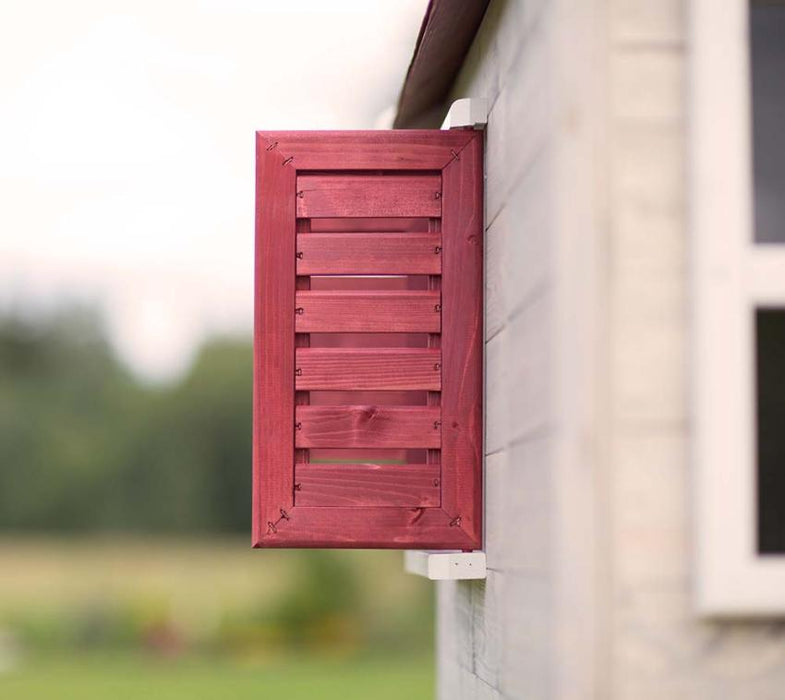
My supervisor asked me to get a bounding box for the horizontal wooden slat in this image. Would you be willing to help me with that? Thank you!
[309,218,430,233]
[295,291,441,333]
[296,174,441,218]
[295,406,441,448]
[294,463,440,507]
[296,233,442,275]
[258,130,476,170]
[253,506,477,549]
[296,348,441,390]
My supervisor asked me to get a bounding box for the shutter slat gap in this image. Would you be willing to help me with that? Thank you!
[426,215,442,506]
[294,217,312,476]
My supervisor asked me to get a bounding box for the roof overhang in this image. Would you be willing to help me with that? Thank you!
[393,0,490,129]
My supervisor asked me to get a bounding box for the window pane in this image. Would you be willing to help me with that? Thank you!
[751,4,785,243]
[757,309,785,553]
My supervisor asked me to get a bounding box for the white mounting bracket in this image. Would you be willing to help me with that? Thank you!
[441,98,488,130]
[404,550,487,580]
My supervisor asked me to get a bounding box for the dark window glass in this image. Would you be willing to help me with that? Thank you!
[751,4,785,243]
[757,308,785,553]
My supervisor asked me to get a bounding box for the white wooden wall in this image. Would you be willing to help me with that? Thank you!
[439,0,605,696]
[437,0,785,698]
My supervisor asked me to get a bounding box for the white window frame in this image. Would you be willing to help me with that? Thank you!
[692,0,785,615]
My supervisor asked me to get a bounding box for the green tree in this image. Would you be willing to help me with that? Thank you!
[0,307,252,533]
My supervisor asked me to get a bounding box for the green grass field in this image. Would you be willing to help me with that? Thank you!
[0,654,433,700]
[0,536,434,699]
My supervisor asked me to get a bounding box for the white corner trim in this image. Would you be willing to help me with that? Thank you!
[441,98,488,130]
[404,550,487,580]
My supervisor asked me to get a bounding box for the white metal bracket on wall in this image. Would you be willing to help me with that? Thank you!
[440,97,488,130]
[405,98,488,582]
[404,550,487,581]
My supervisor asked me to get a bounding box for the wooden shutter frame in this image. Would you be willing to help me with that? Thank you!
[253,130,483,549]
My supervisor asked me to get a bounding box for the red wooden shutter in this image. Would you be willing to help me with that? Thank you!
[253,131,482,549]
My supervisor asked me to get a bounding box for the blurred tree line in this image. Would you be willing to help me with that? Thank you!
[0,306,251,533]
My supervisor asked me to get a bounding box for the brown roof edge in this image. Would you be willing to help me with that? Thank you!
[393,0,491,129]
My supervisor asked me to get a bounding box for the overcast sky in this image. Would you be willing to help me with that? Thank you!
[0,0,426,380]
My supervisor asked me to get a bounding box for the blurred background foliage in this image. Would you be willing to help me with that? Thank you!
[0,307,434,698]
[0,305,251,533]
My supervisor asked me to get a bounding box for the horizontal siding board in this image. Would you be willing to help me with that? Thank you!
[295,291,441,333]
[295,405,441,448]
[296,348,442,390]
[296,233,442,274]
[294,463,440,507]
[296,174,441,218]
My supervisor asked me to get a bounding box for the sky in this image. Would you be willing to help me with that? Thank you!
[0,0,427,381]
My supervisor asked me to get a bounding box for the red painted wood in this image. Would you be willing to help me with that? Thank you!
[309,275,427,292]
[296,174,441,218]
[309,217,430,233]
[255,506,477,549]
[294,219,312,469]
[296,233,442,275]
[257,130,476,170]
[253,136,296,545]
[295,291,441,333]
[296,348,441,390]
[309,390,427,407]
[440,131,483,550]
[426,217,443,487]
[295,405,441,449]
[253,130,483,550]
[294,463,440,507]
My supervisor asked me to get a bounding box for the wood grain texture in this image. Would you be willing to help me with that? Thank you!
[295,291,441,333]
[254,506,478,549]
[294,219,312,469]
[295,405,441,449]
[253,129,483,550]
[294,463,440,507]
[440,131,484,550]
[309,218,430,233]
[296,348,441,390]
[296,174,441,218]
[257,130,476,170]
[253,135,296,545]
[296,233,442,275]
